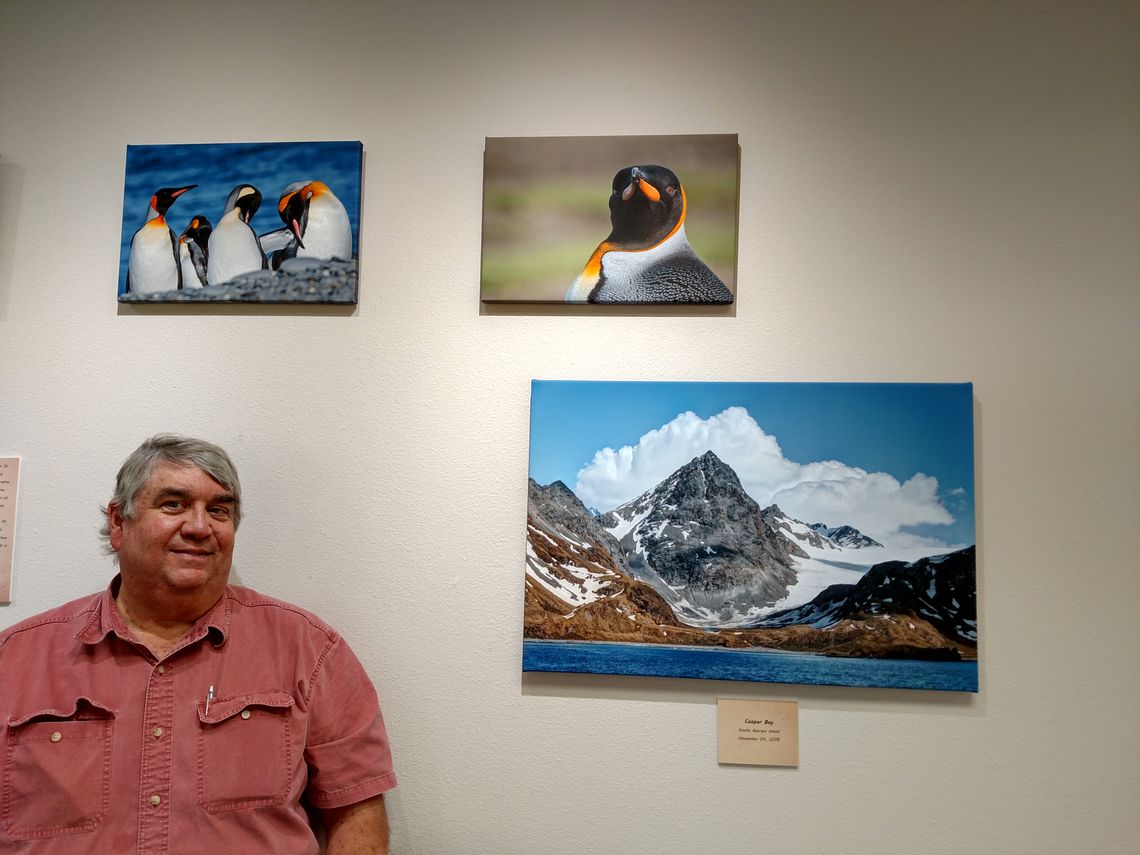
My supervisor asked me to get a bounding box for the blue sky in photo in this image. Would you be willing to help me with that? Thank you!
[528,380,976,546]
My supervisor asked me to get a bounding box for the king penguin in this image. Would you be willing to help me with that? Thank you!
[207,184,266,287]
[178,215,212,288]
[258,181,307,270]
[276,179,352,263]
[126,185,197,294]
[564,165,732,304]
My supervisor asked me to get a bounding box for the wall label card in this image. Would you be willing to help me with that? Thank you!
[0,457,20,604]
[717,698,799,767]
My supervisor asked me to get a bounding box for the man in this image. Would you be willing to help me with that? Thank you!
[0,435,396,853]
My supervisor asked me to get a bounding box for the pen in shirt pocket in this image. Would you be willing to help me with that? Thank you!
[205,685,215,715]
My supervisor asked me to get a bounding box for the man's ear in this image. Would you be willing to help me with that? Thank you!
[107,502,125,551]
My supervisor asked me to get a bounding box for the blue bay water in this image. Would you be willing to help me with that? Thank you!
[118,141,363,295]
[523,640,978,692]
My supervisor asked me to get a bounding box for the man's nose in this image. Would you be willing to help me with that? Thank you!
[182,506,212,536]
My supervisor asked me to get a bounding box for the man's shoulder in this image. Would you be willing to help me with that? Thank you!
[223,584,340,642]
[0,590,103,648]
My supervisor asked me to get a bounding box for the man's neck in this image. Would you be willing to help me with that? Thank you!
[114,585,224,659]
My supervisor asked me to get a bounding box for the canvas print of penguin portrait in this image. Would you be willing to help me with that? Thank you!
[117,140,363,304]
[480,134,738,305]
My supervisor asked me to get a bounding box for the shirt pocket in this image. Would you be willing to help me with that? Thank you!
[197,691,295,812]
[3,697,115,840]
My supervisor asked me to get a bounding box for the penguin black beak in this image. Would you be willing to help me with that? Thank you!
[171,184,197,199]
[620,167,642,202]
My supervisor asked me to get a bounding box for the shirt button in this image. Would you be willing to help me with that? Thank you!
[157,665,166,674]
[152,727,164,738]
[50,731,62,743]
[150,795,161,807]
[240,710,251,720]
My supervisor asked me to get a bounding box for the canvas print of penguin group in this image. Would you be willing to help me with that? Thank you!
[523,381,979,692]
[117,140,363,303]
[481,134,738,304]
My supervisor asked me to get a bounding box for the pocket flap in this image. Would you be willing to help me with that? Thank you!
[8,697,116,727]
[198,691,294,725]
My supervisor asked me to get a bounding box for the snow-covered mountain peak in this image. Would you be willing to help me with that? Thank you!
[592,452,803,627]
[808,522,883,549]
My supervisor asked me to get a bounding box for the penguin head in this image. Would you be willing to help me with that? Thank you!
[150,185,197,219]
[277,181,313,247]
[182,215,212,247]
[276,181,310,214]
[605,165,685,250]
[277,180,336,247]
[301,180,332,199]
[223,184,262,224]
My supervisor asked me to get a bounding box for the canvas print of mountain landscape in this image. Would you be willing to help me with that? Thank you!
[524,381,978,692]
[117,141,362,303]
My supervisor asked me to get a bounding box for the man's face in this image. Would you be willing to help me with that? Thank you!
[109,461,237,598]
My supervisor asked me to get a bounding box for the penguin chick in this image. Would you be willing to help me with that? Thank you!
[565,165,732,304]
[207,184,266,286]
[178,214,212,288]
[127,184,197,294]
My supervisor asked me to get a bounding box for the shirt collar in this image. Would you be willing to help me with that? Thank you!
[76,575,231,649]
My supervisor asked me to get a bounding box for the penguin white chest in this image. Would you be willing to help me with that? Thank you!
[128,223,179,294]
[298,197,352,261]
[599,226,689,287]
[179,241,206,288]
[207,215,263,286]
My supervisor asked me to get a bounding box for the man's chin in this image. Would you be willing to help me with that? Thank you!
[162,561,229,591]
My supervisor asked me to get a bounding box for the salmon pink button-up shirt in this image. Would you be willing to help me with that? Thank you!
[0,579,396,854]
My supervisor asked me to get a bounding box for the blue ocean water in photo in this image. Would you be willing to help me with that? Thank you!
[118,140,363,294]
[523,640,978,692]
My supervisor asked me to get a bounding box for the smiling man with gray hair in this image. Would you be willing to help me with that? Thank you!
[0,435,396,854]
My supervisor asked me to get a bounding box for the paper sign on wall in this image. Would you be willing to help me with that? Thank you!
[717,698,799,767]
[0,457,19,604]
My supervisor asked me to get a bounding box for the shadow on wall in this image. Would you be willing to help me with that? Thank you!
[0,160,27,322]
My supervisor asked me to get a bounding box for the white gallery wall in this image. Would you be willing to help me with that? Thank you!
[2,0,1137,851]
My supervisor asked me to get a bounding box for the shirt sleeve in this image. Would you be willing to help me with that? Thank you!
[302,636,397,809]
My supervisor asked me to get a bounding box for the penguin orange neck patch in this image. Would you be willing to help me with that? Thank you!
[583,242,612,278]
[661,185,688,243]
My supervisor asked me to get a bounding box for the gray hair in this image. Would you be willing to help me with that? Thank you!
[100,434,242,553]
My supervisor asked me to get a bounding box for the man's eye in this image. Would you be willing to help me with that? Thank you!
[162,501,184,510]
[209,507,232,518]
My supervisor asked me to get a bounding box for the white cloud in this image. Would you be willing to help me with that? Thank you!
[574,407,955,546]
[574,408,795,511]
[772,472,953,542]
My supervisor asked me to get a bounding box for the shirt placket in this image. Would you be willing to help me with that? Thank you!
[138,660,174,854]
